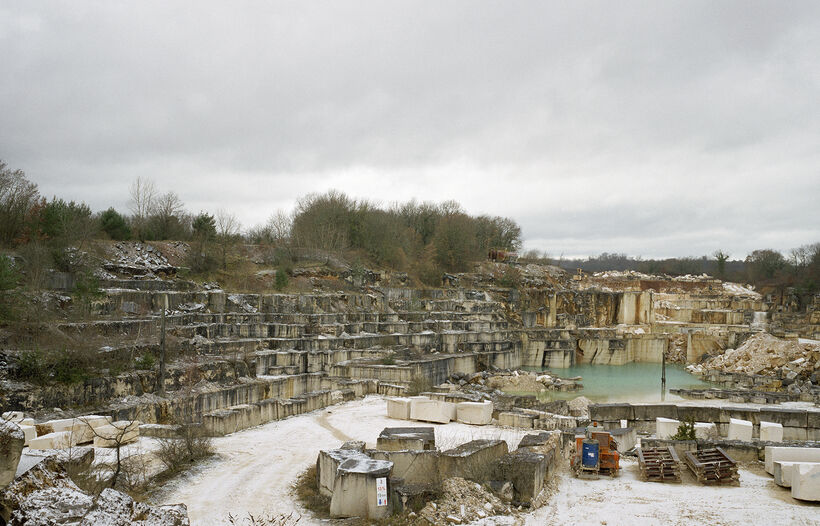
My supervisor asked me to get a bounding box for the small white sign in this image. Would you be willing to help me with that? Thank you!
[376,477,387,506]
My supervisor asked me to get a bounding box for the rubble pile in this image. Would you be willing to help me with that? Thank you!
[687,333,820,380]
[104,242,182,278]
[666,334,687,363]
[0,457,189,525]
[443,370,580,400]
[418,477,512,525]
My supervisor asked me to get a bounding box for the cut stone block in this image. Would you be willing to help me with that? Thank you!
[609,427,637,452]
[139,424,181,439]
[694,422,719,440]
[377,427,436,451]
[791,462,820,501]
[27,431,73,450]
[317,448,371,497]
[1,420,25,489]
[92,421,139,448]
[387,398,412,420]
[772,461,820,488]
[370,449,439,485]
[760,421,783,443]
[492,451,547,504]
[765,446,820,474]
[498,412,534,429]
[439,439,509,481]
[329,458,393,519]
[409,399,450,424]
[655,417,680,439]
[727,418,753,442]
[456,401,493,425]
[18,424,37,446]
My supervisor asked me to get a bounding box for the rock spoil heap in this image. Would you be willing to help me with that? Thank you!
[688,333,820,378]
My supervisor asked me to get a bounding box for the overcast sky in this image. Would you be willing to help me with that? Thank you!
[1,1,818,259]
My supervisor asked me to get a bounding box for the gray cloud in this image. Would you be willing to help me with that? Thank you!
[1,1,818,258]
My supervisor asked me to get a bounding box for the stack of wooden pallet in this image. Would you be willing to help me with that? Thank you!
[637,446,681,482]
[683,447,739,485]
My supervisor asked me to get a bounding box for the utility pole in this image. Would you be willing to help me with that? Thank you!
[158,293,167,396]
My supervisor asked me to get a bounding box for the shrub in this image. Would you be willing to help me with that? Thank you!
[405,373,432,396]
[135,354,155,370]
[99,208,131,240]
[671,417,696,440]
[274,266,289,290]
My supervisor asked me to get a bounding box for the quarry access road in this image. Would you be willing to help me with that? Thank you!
[157,396,527,525]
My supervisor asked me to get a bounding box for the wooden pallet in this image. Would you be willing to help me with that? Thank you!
[637,446,681,483]
[683,447,739,485]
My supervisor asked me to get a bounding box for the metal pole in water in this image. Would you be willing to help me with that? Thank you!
[661,348,667,400]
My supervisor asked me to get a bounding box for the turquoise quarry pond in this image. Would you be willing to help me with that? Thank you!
[522,363,715,403]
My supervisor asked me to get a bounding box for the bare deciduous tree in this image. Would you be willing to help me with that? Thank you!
[216,209,241,270]
[129,177,157,241]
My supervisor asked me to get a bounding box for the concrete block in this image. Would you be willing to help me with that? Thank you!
[791,462,820,501]
[498,412,534,429]
[765,446,820,474]
[387,398,412,420]
[410,399,450,424]
[727,418,753,442]
[807,409,820,430]
[457,401,493,425]
[92,421,139,448]
[759,421,783,443]
[694,422,719,440]
[655,417,680,439]
[27,431,73,450]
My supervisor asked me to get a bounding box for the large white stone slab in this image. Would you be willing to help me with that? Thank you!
[727,418,753,441]
[765,446,820,474]
[27,431,73,450]
[92,421,139,448]
[456,401,493,425]
[386,398,412,420]
[655,417,680,439]
[760,421,783,442]
[772,461,820,488]
[791,462,820,501]
[409,399,450,424]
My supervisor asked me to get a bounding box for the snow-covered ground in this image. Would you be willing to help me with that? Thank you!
[155,396,819,525]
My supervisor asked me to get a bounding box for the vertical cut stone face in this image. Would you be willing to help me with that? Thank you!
[0,420,25,489]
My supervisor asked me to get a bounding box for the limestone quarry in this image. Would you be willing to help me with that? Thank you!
[1,241,820,524]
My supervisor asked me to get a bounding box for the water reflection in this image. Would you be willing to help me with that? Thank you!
[522,363,715,403]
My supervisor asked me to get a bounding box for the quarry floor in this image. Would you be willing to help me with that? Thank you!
[154,396,820,526]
